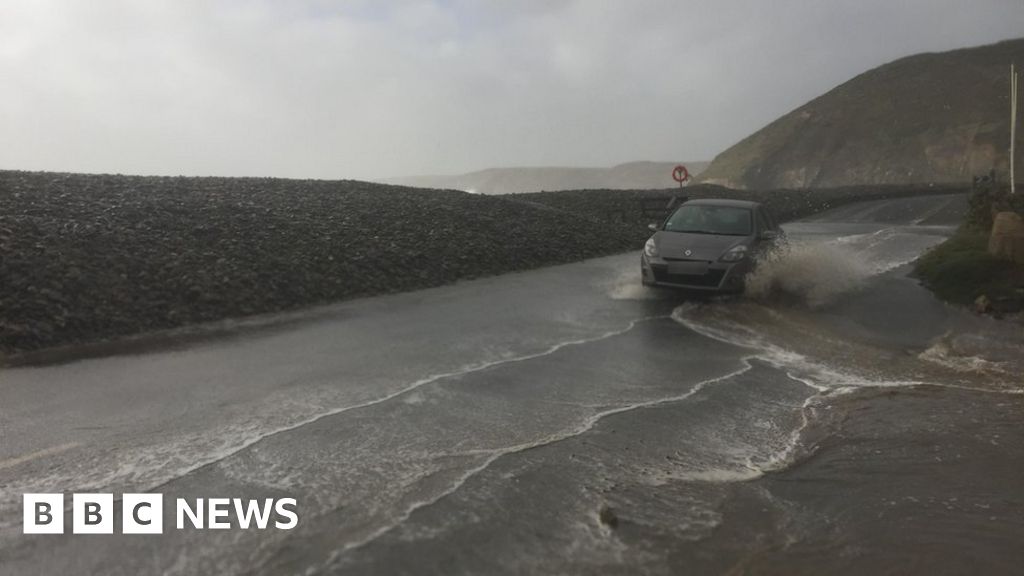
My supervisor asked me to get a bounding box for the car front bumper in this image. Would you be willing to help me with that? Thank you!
[640,253,751,293]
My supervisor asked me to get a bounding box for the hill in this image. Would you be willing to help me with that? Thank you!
[698,38,1024,189]
[380,161,709,195]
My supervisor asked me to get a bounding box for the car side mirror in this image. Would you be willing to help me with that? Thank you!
[648,223,659,232]
[760,230,779,240]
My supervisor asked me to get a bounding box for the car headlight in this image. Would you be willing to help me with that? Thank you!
[644,237,658,258]
[719,245,747,262]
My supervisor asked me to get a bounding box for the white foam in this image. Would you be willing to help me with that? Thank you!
[745,391,818,475]
[1,316,668,513]
[918,340,1013,375]
[646,385,824,485]
[149,315,663,484]
[322,355,759,565]
[656,467,764,483]
[671,303,1024,399]
[671,303,921,392]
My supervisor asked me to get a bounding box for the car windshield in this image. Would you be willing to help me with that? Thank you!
[663,205,752,236]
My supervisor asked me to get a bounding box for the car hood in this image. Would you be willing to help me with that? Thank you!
[653,231,750,261]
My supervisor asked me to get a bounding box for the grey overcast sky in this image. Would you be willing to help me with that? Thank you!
[1,1,1022,180]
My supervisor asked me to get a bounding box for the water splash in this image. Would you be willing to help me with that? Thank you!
[745,241,873,308]
[605,267,664,300]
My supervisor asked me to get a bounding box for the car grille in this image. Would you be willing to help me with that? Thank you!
[652,267,725,288]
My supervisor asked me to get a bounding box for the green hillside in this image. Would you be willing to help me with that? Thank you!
[699,38,1024,190]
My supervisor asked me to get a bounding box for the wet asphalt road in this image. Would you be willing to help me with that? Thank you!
[2,193,1022,575]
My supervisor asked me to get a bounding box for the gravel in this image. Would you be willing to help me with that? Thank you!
[0,171,638,357]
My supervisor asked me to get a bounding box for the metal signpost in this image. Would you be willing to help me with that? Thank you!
[1012,63,1018,194]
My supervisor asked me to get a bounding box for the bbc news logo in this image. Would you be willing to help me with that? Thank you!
[23,494,298,534]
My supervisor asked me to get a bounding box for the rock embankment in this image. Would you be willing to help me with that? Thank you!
[0,171,640,357]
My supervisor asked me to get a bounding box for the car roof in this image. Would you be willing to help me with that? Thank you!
[681,198,761,209]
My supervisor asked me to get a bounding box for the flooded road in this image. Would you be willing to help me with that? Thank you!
[1,193,1022,575]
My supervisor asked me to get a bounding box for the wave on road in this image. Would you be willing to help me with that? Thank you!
[668,223,1023,484]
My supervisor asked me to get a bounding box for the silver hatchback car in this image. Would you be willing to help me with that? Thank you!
[641,199,783,294]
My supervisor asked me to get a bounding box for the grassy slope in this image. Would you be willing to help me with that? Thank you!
[913,188,1024,313]
[699,38,1024,189]
[915,230,1023,307]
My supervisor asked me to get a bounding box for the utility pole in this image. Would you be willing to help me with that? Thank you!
[1012,63,1018,194]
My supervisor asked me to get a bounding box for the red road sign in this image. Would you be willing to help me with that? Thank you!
[672,165,690,184]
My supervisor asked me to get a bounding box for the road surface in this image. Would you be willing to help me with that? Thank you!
[1,194,1022,575]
